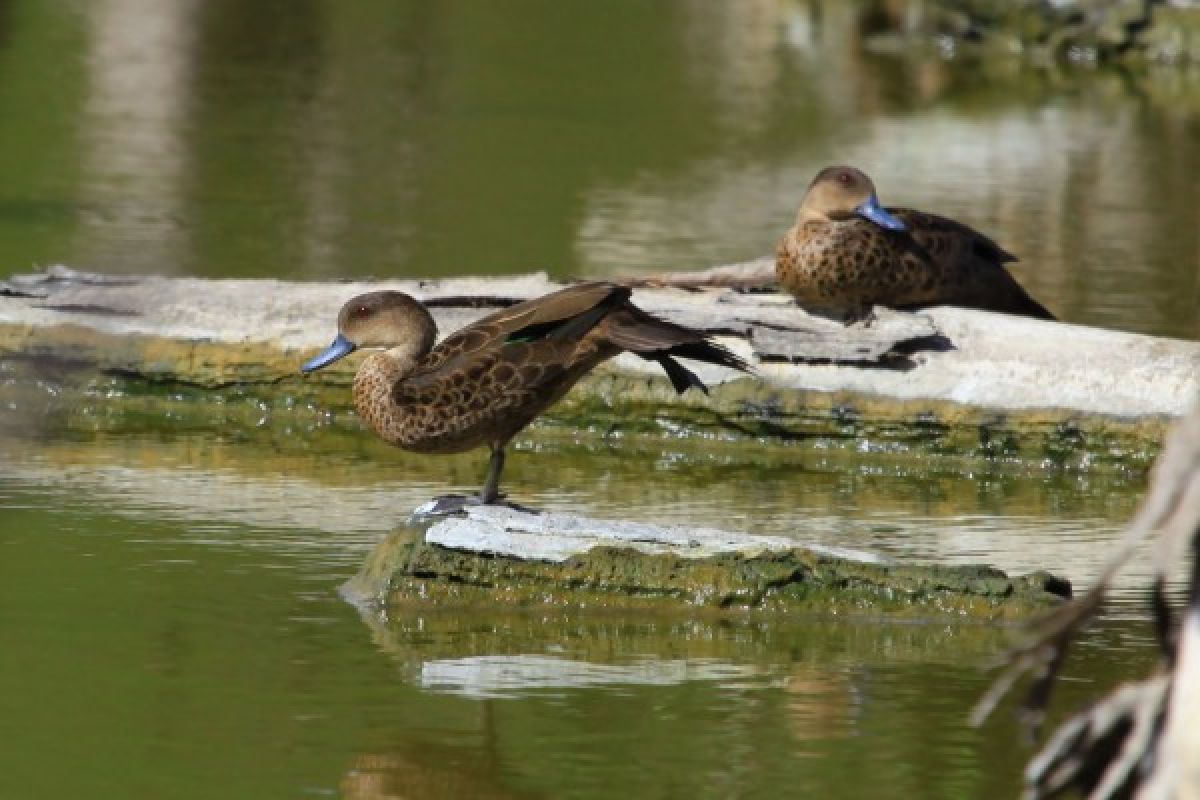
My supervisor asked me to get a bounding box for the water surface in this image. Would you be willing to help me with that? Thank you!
[0,429,1164,799]
[0,0,1197,336]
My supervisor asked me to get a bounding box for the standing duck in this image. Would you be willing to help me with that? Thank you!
[301,282,748,507]
[776,166,1054,321]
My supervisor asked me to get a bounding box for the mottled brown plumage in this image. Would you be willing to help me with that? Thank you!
[301,283,748,505]
[776,166,1054,321]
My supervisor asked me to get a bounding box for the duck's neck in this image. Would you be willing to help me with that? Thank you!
[352,350,420,445]
[794,205,827,228]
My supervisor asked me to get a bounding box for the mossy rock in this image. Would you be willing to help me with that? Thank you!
[343,513,1072,622]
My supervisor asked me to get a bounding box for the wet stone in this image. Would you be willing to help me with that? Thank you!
[341,506,1072,621]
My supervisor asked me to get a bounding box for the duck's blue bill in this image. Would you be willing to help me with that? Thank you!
[301,333,356,373]
[855,194,907,231]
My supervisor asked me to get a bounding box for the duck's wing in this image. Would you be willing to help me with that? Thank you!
[890,209,1054,319]
[415,282,628,376]
[890,208,1017,267]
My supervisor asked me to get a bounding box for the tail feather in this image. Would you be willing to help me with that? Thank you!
[960,271,1057,321]
[1008,288,1056,321]
[950,256,1056,321]
[604,307,750,394]
[655,355,707,395]
[662,340,749,375]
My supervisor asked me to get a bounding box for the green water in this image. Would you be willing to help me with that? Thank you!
[0,423,1164,799]
[0,1,1190,797]
[0,1,1197,337]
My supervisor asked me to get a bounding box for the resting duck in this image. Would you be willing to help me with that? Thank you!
[776,166,1054,321]
[301,282,748,507]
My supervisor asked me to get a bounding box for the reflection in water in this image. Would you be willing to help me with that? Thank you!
[784,662,858,748]
[354,601,1003,746]
[344,598,1125,796]
[78,0,196,274]
[0,0,1195,336]
[343,742,536,800]
[417,655,771,699]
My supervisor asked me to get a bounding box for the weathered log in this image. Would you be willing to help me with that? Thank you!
[0,266,1194,461]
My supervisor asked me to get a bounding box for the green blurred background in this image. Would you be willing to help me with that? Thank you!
[0,0,1196,335]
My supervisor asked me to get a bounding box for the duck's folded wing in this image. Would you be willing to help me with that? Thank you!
[417,283,627,375]
[394,341,576,439]
[891,208,1017,266]
[891,209,1053,319]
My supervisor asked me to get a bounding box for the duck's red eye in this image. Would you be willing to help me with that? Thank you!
[837,171,852,186]
[352,305,371,319]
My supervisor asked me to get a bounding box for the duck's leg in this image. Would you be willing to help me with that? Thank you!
[414,444,539,519]
[479,445,505,504]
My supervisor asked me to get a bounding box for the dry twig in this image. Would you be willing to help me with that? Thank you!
[973,401,1200,799]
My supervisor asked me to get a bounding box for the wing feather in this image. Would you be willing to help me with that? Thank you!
[414,283,626,376]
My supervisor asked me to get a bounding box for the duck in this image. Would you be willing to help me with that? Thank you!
[776,165,1054,322]
[301,282,749,508]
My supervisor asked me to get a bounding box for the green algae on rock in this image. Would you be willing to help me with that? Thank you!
[342,507,1071,621]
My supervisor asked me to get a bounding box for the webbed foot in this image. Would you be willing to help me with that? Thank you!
[843,305,878,327]
[411,493,541,520]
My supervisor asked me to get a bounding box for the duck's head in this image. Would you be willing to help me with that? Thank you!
[301,291,437,373]
[797,166,907,232]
